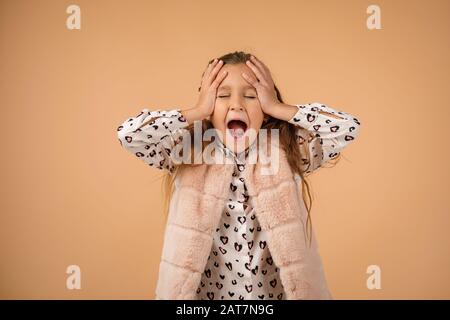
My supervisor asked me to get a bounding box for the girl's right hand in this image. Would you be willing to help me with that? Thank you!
[195,58,228,118]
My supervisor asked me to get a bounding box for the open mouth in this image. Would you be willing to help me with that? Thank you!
[227,119,248,139]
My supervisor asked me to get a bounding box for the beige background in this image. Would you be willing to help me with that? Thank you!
[1,0,449,299]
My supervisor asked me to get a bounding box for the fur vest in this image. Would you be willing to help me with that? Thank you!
[154,136,332,300]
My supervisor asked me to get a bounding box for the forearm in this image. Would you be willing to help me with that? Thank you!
[117,108,189,171]
[268,102,345,122]
[284,102,361,174]
[180,106,208,125]
[266,103,299,121]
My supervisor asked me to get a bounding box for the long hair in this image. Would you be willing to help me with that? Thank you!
[161,51,340,247]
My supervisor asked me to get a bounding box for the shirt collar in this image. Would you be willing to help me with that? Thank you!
[215,137,257,165]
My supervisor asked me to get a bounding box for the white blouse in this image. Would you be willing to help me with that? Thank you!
[117,102,361,300]
[195,140,286,300]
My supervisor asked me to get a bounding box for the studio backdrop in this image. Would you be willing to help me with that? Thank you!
[0,0,449,299]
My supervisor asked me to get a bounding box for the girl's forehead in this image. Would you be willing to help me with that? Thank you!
[222,62,250,72]
[218,64,255,90]
[218,83,255,90]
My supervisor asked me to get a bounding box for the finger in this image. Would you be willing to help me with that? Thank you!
[241,72,260,89]
[245,59,268,85]
[249,56,275,87]
[211,70,228,89]
[204,58,219,81]
[250,55,271,76]
[250,56,275,87]
[199,59,218,90]
[207,59,224,85]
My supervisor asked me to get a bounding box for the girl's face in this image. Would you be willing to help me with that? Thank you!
[210,63,266,154]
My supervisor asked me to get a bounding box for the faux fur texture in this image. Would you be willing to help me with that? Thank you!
[154,138,332,300]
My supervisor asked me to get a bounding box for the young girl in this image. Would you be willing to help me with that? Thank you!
[117,51,361,300]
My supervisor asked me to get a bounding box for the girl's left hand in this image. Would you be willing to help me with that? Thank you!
[241,55,281,116]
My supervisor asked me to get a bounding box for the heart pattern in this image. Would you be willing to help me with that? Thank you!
[194,148,286,301]
[120,104,360,301]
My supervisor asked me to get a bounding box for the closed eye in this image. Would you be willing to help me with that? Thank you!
[217,95,256,99]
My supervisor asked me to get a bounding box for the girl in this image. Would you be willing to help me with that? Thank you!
[116,51,361,300]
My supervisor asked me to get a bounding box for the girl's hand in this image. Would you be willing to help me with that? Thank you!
[195,58,228,119]
[241,55,281,116]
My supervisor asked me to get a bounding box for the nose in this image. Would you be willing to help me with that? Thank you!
[230,106,244,112]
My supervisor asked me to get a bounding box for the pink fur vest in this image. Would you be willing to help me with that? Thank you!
[154,137,333,300]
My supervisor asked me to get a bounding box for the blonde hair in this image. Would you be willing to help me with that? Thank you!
[160,51,341,247]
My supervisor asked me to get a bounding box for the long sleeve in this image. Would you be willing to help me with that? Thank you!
[116,108,189,173]
[287,102,361,174]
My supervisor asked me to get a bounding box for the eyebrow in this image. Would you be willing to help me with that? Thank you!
[218,85,255,90]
